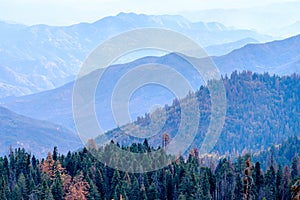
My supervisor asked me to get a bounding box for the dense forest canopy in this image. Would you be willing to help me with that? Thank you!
[1,71,300,199]
[0,139,299,200]
[98,71,300,158]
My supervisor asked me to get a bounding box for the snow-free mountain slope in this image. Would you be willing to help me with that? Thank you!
[0,106,82,156]
[0,13,272,97]
[1,34,300,132]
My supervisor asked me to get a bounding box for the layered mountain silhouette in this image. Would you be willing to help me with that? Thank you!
[1,34,299,133]
[0,13,272,97]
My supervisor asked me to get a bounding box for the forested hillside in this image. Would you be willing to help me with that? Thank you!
[254,136,300,170]
[1,71,299,199]
[0,141,299,200]
[99,71,300,156]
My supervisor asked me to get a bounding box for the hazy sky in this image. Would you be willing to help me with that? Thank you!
[0,0,297,26]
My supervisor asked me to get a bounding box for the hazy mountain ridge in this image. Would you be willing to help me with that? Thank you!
[0,12,273,97]
[0,54,203,131]
[205,37,258,56]
[181,1,300,37]
[1,34,300,132]
[0,106,81,156]
[214,34,300,75]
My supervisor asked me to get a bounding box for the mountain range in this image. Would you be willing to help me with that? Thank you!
[0,13,273,98]
[181,1,300,37]
[213,34,300,75]
[1,34,300,134]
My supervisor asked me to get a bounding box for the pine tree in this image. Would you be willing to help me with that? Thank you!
[128,177,140,200]
[25,173,35,199]
[234,174,242,200]
[179,170,195,198]
[113,184,122,200]
[51,171,63,200]
[9,148,16,192]
[253,162,263,200]
[0,176,10,200]
[291,154,299,182]
[64,172,90,200]
[275,165,283,200]
[88,181,101,200]
[53,147,58,162]
[140,185,148,200]
[17,173,27,199]
[201,171,212,200]
[39,180,50,200]
[41,152,55,179]
[147,182,159,200]
[282,166,291,199]
[95,169,106,198]
[111,170,121,198]
[31,155,37,169]
[264,166,276,200]
[45,186,55,200]
[12,185,22,200]
[143,139,150,152]
[178,193,187,200]
[193,182,204,200]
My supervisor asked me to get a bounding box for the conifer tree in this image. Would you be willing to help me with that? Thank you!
[275,165,283,200]
[201,171,212,200]
[264,166,276,200]
[52,170,63,200]
[291,154,300,182]
[253,162,263,200]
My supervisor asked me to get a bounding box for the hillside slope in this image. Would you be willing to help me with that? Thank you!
[95,72,300,156]
[0,106,82,156]
[0,13,272,97]
[214,34,300,75]
[1,35,300,132]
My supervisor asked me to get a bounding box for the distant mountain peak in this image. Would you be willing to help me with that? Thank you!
[0,13,273,98]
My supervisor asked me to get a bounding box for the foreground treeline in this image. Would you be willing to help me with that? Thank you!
[0,140,300,200]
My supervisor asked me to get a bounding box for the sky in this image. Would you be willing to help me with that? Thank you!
[0,0,297,26]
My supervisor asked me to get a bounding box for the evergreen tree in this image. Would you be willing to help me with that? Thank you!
[39,180,50,200]
[51,171,63,200]
[95,169,106,198]
[264,166,276,200]
[0,136,299,200]
[17,173,27,200]
[12,185,22,200]
[233,174,242,200]
[147,182,159,200]
[0,176,10,200]
[193,182,204,200]
[45,187,55,200]
[111,170,121,198]
[291,154,299,182]
[282,166,291,199]
[275,165,283,200]
[88,181,101,200]
[178,193,187,200]
[200,171,212,200]
[52,147,58,162]
[253,162,263,200]
[128,177,140,200]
